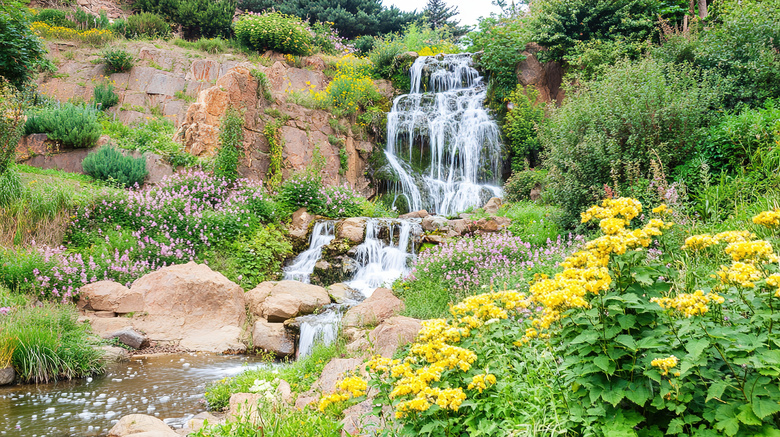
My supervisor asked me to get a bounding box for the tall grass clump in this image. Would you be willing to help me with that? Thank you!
[0,303,104,383]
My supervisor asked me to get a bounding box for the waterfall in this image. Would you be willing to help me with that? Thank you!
[346,218,421,297]
[296,305,343,358]
[385,53,503,215]
[283,221,335,283]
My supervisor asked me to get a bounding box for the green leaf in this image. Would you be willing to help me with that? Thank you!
[602,388,626,407]
[617,314,637,330]
[737,404,762,425]
[571,330,599,345]
[616,334,637,351]
[594,356,611,373]
[636,337,663,349]
[685,339,709,361]
[752,397,780,420]
[625,382,650,406]
[707,381,728,402]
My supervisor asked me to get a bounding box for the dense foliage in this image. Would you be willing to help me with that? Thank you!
[0,4,50,88]
[0,83,24,174]
[81,146,148,188]
[213,108,244,181]
[116,12,170,39]
[25,103,103,149]
[102,48,134,74]
[92,83,119,110]
[237,0,419,39]
[133,0,236,39]
[503,86,545,170]
[234,12,313,55]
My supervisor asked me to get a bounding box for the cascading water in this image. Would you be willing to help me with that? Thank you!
[346,218,421,297]
[296,305,345,358]
[385,53,503,215]
[283,221,335,283]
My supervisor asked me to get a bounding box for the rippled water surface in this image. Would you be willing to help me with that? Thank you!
[0,353,268,437]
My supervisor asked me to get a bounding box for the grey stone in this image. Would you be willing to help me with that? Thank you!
[104,328,149,349]
[0,366,15,385]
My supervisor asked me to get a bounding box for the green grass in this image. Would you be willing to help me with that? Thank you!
[193,401,342,437]
[502,201,565,246]
[15,164,96,184]
[204,338,348,411]
[0,302,105,383]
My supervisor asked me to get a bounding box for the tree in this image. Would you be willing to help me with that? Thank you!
[0,2,50,89]
[425,0,457,29]
[238,0,421,39]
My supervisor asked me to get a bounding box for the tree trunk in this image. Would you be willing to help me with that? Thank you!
[698,0,708,18]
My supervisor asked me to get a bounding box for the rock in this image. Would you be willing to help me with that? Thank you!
[314,358,364,394]
[100,345,131,362]
[369,317,422,358]
[252,320,295,357]
[94,311,117,318]
[15,133,51,161]
[295,390,319,410]
[245,281,276,318]
[338,218,366,244]
[483,197,503,215]
[186,60,220,82]
[399,210,429,219]
[346,334,371,356]
[328,283,357,304]
[108,414,177,436]
[261,281,331,322]
[342,399,380,436]
[421,215,449,232]
[311,256,358,287]
[277,379,293,404]
[228,393,262,423]
[183,412,220,434]
[515,42,566,104]
[0,366,15,385]
[423,234,446,244]
[103,328,149,350]
[130,262,246,353]
[289,208,313,243]
[342,288,404,329]
[448,219,470,236]
[77,281,144,314]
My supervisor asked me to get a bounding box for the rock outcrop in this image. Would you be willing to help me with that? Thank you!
[246,280,331,322]
[82,262,247,353]
[108,414,177,437]
[342,288,404,331]
[252,320,296,357]
[368,316,422,358]
[515,42,566,104]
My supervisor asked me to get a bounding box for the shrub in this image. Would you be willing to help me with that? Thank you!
[563,37,650,82]
[503,169,546,203]
[0,6,51,88]
[213,109,244,181]
[277,173,323,212]
[82,146,148,187]
[120,12,170,39]
[368,36,406,79]
[234,12,312,55]
[24,103,103,149]
[103,48,134,73]
[35,9,75,28]
[93,83,119,110]
[231,225,292,289]
[310,21,351,56]
[177,0,236,39]
[313,55,382,115]
[504,86,545,171]
[72,9,110,30]
[352,34,374,55]
[467,16,528,105]
[314,185,363,218]
[542,59,722,226]
[0,83,25,173]
[0,303,104,383]
[132,0,181,22]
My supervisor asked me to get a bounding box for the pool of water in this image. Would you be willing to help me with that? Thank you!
[0,353,269,437]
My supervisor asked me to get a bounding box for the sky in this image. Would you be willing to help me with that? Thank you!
[383,0,503,27]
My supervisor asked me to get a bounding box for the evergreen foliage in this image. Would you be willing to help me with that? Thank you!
[117,12,170,38]
[103,49,134,74]
[237,0,420,39]
[132,0,235,39]
[93,83,119,110]
[24,103,103,149]
[81,146,148,187]
[423,0,468,36]
[504,86,545,171]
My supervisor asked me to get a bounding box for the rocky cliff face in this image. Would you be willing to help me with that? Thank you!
[515,42,566,105]
[35,42,384,195]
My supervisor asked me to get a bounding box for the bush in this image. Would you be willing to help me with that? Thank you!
[368,36,406,79]
[467,16,526,106]
[103,48,134,74]
[0,83,25,173]
[177,0,236,39]
[231,225,292,289]
[35,9,76,28]
[82,146,148,187]
[0,6,51,88]
[313,56,382,115]
[213,108,244,181]
[0,303,104,383]
[25,103,103,149]
[315,185,363,218]
[542,59,722,226]
[504,86,545,170]
[310,21,351,55]
[563,37,650,82]
[72,9,110,30]
[118,12,170,39]
[503,169,546,203]
[277,173,323,212]
[234,12,312,55]
[93,83,118,110]
[352,34,374,55]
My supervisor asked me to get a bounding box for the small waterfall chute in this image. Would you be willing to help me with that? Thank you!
[283,221,335,283]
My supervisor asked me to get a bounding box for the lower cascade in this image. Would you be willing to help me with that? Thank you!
[385,53,504,215]
[282,221,335,283]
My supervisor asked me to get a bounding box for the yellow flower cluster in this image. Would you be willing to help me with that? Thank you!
[716,262,763,288]
[724,240,778,263]
[526,198,672,336]
[363,291,527,419]
[652,204,671,214]
[651,355,679,376]
[753,209,780,228]
[31,21,114,46]
[317,375,367,412]
[467,373,496,393]
[651,290,725,318]
[682,231,756,250]
[766,274,780,297]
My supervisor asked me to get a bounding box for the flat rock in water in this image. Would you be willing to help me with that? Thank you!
[107,414,177,436]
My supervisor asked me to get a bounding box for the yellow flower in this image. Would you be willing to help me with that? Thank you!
[651,355,678,376]
[651,290,724,317]
[716,262,762,288]
[753,209,780,228]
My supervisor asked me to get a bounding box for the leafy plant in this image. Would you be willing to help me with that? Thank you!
[503,169,546,203]
[232,225,292,289]
[117,12,170,39]
[24,103,103,149]
[93,83,119,110]
[0,82,25,174]
[234,12,312,55]
[81,146,148,187]
[103,48,134,74]
[276,173,323,212]
[213,108,244,181]
[177,0,236,39]
[504,86,545,170]
[0,5,51,88]
[263,118,284,190]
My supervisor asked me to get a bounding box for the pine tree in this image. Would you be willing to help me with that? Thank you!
[425,0,458,29]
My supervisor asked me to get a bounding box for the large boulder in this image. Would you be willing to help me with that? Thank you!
[342,288,404,329]
[77,281,144,314]
[288,208,313,244]
[342,399,380,436]
[252,320,295,357]
[482,197,503,215]
[107,414,177,436]
[130,262,246,353]
[399,210,429,219]
[245,281,277,318]
[421,215,449,232]
[369,316,422,358]
[313,358,364,394]
[338,218,366,244]
[0,366,15,386]
[259,281,330,322]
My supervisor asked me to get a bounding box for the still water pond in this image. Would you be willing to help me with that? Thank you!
[0,353,268,437]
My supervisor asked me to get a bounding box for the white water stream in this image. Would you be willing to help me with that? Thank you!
[385,53,503,215]
[282,221,335,283]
